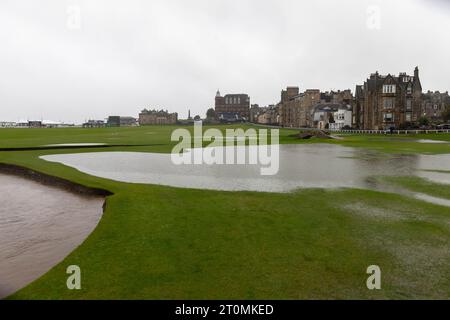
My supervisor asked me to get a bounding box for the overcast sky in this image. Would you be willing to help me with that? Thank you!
[0,0,449,123]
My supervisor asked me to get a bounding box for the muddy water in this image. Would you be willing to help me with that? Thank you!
[41,144,450,192]
[0,173,104,299]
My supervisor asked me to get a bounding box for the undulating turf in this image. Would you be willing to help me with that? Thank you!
[0,125,449,299]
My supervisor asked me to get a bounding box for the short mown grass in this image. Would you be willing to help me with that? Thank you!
[0,126,449,299]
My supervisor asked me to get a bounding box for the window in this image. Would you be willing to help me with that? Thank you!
[405,113,412,122]
[383,113,393,122]
[407,85,412,94]
[406,99,412,110]
[383,85,396,94]
[383,98,394,109]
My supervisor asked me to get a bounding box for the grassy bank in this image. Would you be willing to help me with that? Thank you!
[1,125,449,299]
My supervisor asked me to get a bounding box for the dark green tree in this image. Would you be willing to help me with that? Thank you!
[206,108,216,119]
[328,113,335,123]
[419,116,429,127]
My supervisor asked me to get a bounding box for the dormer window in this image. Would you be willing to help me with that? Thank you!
[383,85,396,94]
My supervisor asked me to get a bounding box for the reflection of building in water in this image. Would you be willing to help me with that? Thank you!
[351,151,419,190]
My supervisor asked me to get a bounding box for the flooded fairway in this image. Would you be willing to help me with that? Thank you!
[0,173,105,299]
[41,144,450,192]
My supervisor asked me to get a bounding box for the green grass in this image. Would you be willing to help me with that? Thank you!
[1,125,450,299]
[1,125,450,154]
[380,176,450,200]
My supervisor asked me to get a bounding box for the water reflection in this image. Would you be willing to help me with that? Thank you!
[41,144,450,192]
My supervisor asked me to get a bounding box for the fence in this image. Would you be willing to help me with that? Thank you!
[329,129,450,135]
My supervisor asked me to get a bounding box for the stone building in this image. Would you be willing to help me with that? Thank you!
[139,109,178,125]
[249,104,261,123]
[320,90,354,104]
[355,67,423,130]
[279,86,299,127]
[255,105,279,125]
[421,91,450,122]
[279,87,322,128]
[215,90,250,120]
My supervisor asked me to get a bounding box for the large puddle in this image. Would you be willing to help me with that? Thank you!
[41,144,450,192]
[0,173,104,299]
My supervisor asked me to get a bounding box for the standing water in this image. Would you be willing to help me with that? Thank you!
[40,144,450,192]
[0,173,104,299]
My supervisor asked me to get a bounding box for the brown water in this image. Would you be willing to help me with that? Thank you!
[0,173,104,299]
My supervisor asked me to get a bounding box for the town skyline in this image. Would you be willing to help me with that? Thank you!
[1,0,449,123]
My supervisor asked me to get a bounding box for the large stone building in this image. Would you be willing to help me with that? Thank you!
[139,109,178,125]
[215,90,250,120]
[279,87,336,128]
[355,67,423,130]
[279,87,321,128]
[421,91,450,123]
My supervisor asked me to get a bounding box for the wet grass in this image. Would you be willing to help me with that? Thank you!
[1,125,450,155]
[0,126,449,299]
[380,176,450,200]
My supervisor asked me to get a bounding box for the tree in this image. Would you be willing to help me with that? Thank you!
[206,108,216,119]
[419,116,429,127]
[328,113,335,124]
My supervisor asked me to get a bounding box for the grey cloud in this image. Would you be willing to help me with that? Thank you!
[0,0,449,123]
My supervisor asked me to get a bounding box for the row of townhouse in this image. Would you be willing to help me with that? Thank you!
[278,67,449,130]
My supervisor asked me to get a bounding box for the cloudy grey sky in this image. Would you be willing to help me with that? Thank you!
[0,0,449,123]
